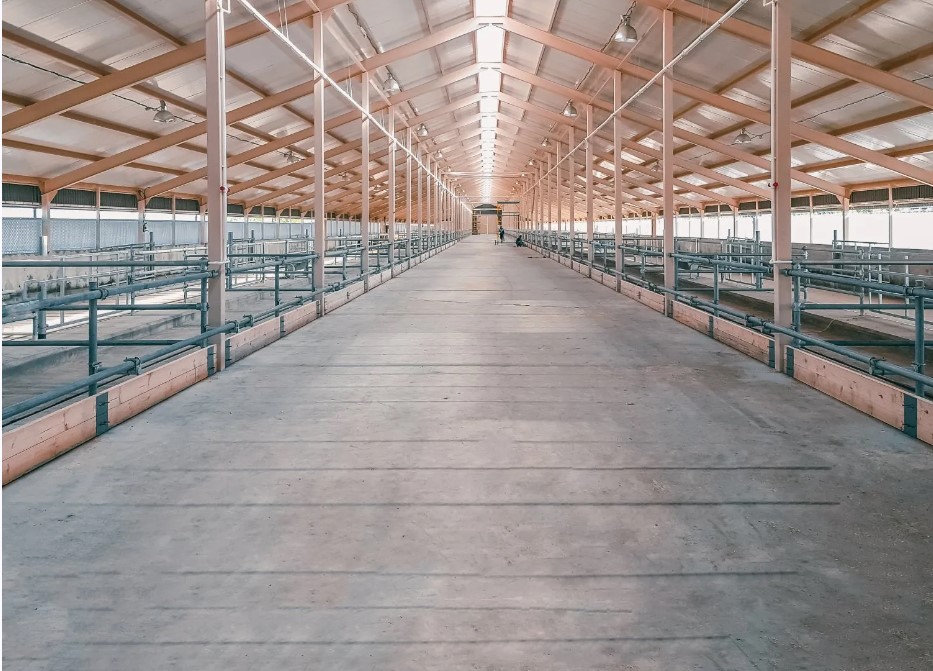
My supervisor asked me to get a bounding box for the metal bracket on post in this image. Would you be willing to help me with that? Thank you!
[95,393,110,436]
[904,394,918,438]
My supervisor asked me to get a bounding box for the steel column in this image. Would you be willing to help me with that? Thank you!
[662,9,675,315]
[841,196,850,241]
[312,10,327,293]
[556,140,563,245]
[205,0,227,372]
[417,147,423,251]
[586,104,594,273]
[387,108,396,271]
[426,157,433,249]
[361,72,371,287]
[771,0,793,372]
[434,163,439,244]
[406,127,413,264]
[95,189,103,249]
[547,152,552,233]
[87,281,99,396]
[888,187,894,249]
[614,70,624,289]
[568,126,575,244]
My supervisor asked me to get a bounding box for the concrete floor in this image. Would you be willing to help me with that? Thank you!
[3,235,932,670]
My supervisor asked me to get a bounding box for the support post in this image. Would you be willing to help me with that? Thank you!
[361,72,371,289]
[88,281,99,396]
[426,157,433,251]
[312,10,328,295]
[614,70,623,290]
[388,108,396,272]
[662,9,675,315]
[808,195,814,245]
[406,127,413,266]
[547,152,552,235]
[586,104,594,275]
[538,163,544,232]
[887,186,894,249]
[95,188,102,249]
[771,0,793,372]
[915,293,926,397]
[137,199,146,244]
[556,140,563,253]
[417,148,424,254]
[199,202,208,244]
[40,193,52,255]
[568,126,575,248]
[841,195,850,241]
[433,164,439,248]
[205,0,227,372]
[171,195,177,246]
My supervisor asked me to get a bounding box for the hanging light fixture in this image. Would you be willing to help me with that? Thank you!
[562,101,578,118]
[613,3,638,44]
[435,150,443,160]
[384,73,400,94]
[541,137,550,147]
[734,127,753,145]
[152,100,175,123]
[417,123,429,137]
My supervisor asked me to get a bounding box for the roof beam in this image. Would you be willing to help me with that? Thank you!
[500,64,845,197]
[501,17,933,186]
[237,132,393,201]
[91,0,345,148]
[610,139,771,199]
[499,93,736,206]
[39,19,482,194]
[142,63,481,199]
[2,139,187,176]
[635,0,933,110]
[456,106,708,206]
[652,4,932,155]
[2,1,348,132]
[2,92,300,195]
[1,22,207,123]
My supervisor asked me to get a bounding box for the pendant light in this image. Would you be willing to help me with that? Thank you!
[734,128,753,145]
[562,101,578,118]
[613,2,638,43]
[614,16,638,43]
[152,100,175,123]
[417,123,429,137]
[384,73,400,94]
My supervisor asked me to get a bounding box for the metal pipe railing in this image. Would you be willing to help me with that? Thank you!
[517,226,933,397]
[3,229,460,425]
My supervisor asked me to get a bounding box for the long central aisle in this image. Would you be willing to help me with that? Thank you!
[4,236,931,670]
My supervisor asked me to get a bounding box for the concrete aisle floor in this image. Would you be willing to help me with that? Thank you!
[3,236,932,671]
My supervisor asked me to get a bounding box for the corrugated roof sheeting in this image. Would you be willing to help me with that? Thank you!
[0,0,930,215]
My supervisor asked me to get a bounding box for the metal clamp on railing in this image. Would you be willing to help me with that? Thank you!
[125,356,142,376]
